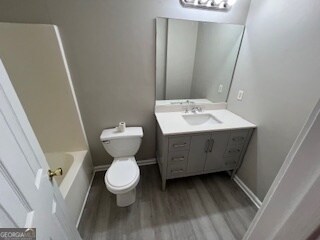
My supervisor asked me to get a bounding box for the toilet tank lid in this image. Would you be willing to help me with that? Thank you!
[100,127,143,141]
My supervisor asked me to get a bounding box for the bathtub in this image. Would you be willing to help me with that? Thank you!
[45,150,93,225]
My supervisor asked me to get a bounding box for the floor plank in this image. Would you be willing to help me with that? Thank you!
[78,165,257,240]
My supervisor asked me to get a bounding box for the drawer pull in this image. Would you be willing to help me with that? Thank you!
[172,157,185,162]
[232,136,245,142]
[204,139,210,153]
[173,143,186,148]
[228,149,241,153]
[171,169,184,174]
[209,139,214,152]
[226,161,237,165]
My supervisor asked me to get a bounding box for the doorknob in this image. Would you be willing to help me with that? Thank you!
[48,168,63,180]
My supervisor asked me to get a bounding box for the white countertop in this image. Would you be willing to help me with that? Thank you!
[155,109,256,136]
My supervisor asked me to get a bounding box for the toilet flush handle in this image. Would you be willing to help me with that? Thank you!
[103,140,110,144]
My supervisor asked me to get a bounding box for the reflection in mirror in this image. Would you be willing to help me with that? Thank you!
[156,18,244,103]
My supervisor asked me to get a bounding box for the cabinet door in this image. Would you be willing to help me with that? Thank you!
[204,131,230,171]
[187,133,211,173]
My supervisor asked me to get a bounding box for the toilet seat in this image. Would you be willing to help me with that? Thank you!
[105,156,140,194]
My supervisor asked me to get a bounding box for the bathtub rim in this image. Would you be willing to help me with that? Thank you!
[59,150,88,198]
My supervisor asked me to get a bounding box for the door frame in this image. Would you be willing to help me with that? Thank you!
[243,99,320,239]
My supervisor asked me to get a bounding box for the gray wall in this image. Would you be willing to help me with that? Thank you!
[166,19,198,99]
[227,0,320,200]
[191,23,243,102]
[156,18,167,101]
[0,0,251,166]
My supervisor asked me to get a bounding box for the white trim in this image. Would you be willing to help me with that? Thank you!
[93,164,110,173]
[137,158,157,166]
[93,158,157,173]
[54,26,95,230]
[76,171,96,228]
[233,175,262,209]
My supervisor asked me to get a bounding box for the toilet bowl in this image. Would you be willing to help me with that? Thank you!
[105,157,140,206]
[100,127,143,207]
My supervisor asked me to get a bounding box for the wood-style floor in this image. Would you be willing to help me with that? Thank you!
[78,165,257,240]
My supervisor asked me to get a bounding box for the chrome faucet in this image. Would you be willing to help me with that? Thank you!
[191,106,202,113]
[183,100,194,113]
[183,100,201,113]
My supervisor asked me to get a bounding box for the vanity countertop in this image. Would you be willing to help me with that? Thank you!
[155,109,256,135]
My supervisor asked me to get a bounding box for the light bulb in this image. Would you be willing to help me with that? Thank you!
[198,0,209,4]
[226,0,237,6]
[213,0,223,4]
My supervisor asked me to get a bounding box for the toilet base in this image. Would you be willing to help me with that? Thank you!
[116,188,136,207]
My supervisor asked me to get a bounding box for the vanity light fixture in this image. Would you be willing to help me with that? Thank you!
[180,0,237,10]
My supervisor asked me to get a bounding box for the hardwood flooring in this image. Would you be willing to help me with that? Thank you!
[78,165,257,240]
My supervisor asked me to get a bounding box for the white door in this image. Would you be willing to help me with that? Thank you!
[0,59,81,239]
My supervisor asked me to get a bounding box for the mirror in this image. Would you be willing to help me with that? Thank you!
[156,18,244,103]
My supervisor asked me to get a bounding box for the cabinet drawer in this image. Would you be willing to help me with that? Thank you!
[169,136,191,152]
[228,131,248,147]
[223,157,238,169]
[167,161,187,178]
[223,146,243,158]
[168,151,188,165]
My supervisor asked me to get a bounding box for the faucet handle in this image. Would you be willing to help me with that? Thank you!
[191,106,202,113]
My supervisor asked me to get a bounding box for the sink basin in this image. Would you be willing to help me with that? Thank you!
[182,113,222,126]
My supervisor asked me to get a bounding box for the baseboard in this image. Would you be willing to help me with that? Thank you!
[137,158,157,166]
[76,171,95,228]
[233,175,262,209]
[93,164,110,172]
[93,158,157,173]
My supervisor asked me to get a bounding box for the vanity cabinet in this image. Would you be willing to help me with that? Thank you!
[156,126,254,190]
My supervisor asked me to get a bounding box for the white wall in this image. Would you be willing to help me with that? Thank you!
[191,23,243,102]
[227,0,320,200]
[0,0,252,166]
[166,19,198,99]
[0,23,87,153]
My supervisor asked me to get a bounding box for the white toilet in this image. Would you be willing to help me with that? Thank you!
[100,127,143,207]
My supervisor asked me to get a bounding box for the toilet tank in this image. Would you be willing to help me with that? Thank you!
[100,127,143,158]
